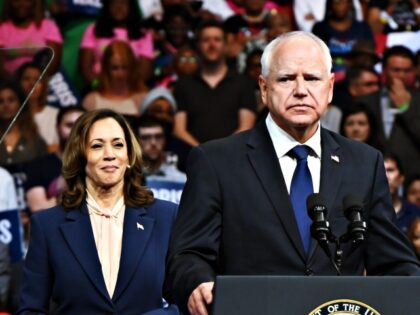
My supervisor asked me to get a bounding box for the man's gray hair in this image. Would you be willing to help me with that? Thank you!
[260,31,332,77]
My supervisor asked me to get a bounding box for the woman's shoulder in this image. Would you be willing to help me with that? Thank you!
[31,204,69,223]
[144,199,178,219]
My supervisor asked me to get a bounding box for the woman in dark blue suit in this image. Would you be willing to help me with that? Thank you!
[17,109,179,315]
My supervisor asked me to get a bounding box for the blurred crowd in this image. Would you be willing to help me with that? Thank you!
[1,0,420,313]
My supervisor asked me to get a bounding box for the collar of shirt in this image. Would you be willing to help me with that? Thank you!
[265,113,321,159]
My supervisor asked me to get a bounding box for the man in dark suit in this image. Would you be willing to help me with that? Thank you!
[357,45,420,179]
[165,32,420,315]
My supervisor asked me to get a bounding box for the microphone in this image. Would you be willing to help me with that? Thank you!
[343,194,367,244]
[307,193,331,244]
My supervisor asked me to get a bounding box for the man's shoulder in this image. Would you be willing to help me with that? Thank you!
[322,128,380,158]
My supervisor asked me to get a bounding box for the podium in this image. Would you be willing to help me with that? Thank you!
[212,276,420,315]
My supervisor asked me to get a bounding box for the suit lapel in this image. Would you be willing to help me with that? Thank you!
[307,129,342,261]
[247,122,306,261]
[60,205,110,301]
[112,206,155,302]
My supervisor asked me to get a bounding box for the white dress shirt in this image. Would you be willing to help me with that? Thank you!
[265,114,322,194]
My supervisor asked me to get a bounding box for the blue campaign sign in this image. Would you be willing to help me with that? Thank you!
[146,180,185,204]
[0,210,24,263]
[47,68,81,108]
[68,0,103,15]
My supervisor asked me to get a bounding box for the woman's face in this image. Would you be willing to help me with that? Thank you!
[108,55,129,81]
[407,180,420,207]
[331,0,351,20]
[11,0,34,21]
[411,222,420,255]
[343,112,370,142]
[0,88,20,120]
[109,0,130,22]
[20,67,43,99]
[85,118,129,191]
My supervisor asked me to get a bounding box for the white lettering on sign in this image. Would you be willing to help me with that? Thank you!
[0,220,12,244]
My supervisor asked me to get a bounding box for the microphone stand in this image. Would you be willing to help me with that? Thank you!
[0,46,55,146]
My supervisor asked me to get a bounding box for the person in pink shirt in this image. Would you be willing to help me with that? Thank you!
[0,0,62,75]
[80,0,154,89]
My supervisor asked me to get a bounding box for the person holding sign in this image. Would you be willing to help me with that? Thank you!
[17,109,179,315]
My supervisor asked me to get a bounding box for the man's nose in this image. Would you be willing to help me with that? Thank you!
[294,77,308,97]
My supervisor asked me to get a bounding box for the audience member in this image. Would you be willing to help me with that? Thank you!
[224,0,271,62]
[312,0,374,81]
[173,20,257,146]
[384,153,420,233]
[367,0,420,35]
[155,47,199,89]
[153,4,194,86]
[357,45,420,179]
[140,87,192,173]
[136,115,186,193]
[346,40,381,68]
[0,80,47,166]
[0,0,62,75]
[265,10,293,43]
[407,218,420,260]
[333,65,380,110]
[405,174,420,207]
[79,0,153,88]
[16,62,59,152]
[340,103,383,151]
[82,41,147,118]
[244,49,265,112]
[294,0,363,32]
[25,106,85,213]
[17,109,179,314]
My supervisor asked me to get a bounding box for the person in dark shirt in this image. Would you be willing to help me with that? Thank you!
[173,20,257,146]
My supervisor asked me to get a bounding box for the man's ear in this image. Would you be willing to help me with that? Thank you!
[328,73,335,104]
[259,75,268,105]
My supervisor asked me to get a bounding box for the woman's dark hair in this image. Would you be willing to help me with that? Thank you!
[61,109,154,209]
[15,61,48,105]
[1,0,44,26]
[404,174,420,198]
[0,80,39,145]
[325,0,354,21]
[339,102,383,151]
[94,0,144,40]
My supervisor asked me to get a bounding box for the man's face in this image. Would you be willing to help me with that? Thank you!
[348,71,380,96]
[259,37,334,137]
[138,126,166,162]
[384,159,404,195]
[384,55,415,88]
[197,27,225,64]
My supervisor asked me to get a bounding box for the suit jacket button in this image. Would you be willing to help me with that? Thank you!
[305,268,314,275]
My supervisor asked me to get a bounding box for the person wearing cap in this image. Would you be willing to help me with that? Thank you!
[140,87,192,173]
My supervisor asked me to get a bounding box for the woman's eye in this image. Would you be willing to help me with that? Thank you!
[91,143,102,149]
[114,142,124,148]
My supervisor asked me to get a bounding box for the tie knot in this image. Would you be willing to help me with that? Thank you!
[289,145,311,161]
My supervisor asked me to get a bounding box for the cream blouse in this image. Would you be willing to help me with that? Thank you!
[86,191,125,298]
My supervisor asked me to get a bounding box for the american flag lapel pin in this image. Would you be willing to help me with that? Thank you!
[331,155,340,163]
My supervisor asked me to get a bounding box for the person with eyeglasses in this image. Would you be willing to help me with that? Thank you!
[135,115,186,204]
